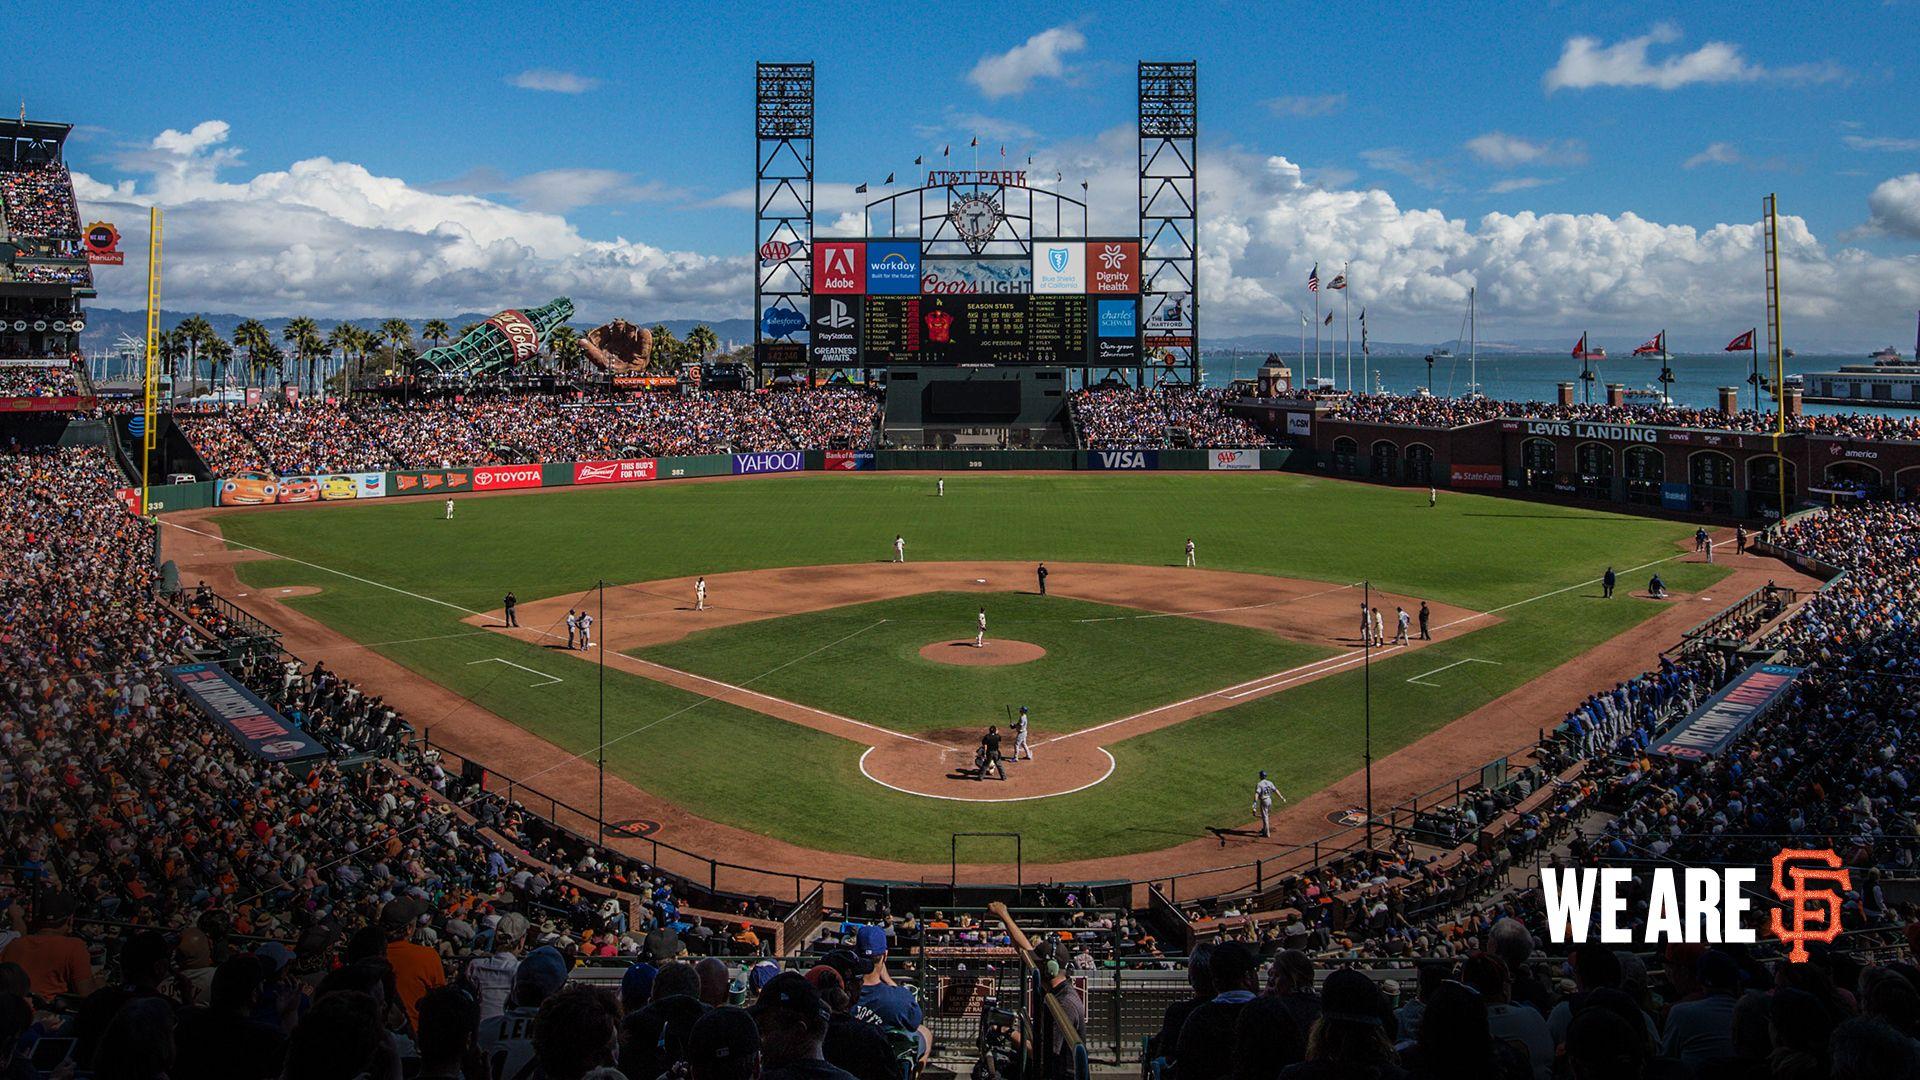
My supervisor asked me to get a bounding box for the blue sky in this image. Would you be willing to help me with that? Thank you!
[12,0,1920,347]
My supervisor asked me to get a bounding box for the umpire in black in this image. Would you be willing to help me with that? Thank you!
[503,592,518,627]
[979,725,1006,781]
[1036,563,1049,596]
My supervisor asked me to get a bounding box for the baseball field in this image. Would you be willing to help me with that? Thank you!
[179,472,1737,875]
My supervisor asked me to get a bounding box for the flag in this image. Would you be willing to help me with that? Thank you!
[1307,264,1320,292]
[884,172,894,185]
[999,144,1006,157]
[943,145,950,157]
[970,137,978,147]
[1324,312,1335,326]
[914,155,923,165]
[1725,328,1756,351]
[855,183,868,193]
[1632,331,1664,356]
[1361,310,1371,355]
[1571,333,1587,359]
[1080,181,1088,191]
[1329,274,1347,290]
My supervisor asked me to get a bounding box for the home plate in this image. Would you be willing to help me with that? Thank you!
[974,578,987,584]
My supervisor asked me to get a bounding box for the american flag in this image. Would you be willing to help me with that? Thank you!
[1329,273,1347,290]
[1307,265,1319,292]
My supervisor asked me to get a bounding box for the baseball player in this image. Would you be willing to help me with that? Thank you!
[1185,538,1197,567]
[444,498,455,520]
[894,534,906,563]
[1014,706,1032,761]
[974,606,987,648]
[1429,487,1436,508]
[1369,606,1385,649]
[937,478,944,497]
[695,576,707,611]
[1036,562,1049,596]
[578,611,593,651]
[1254,771,1286,837]
[503,592,517,628]
[565,610,578,649]
[1359,602,1371,646]
[1394,606,1410,645]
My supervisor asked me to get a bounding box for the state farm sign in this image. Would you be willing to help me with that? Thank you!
[472,464,544,491]
[572,459,659,485]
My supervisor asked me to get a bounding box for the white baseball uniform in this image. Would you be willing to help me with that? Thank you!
[565,612,579,649]
[1255,777,1282,835]
[444,499,454,520]
[894,536,905,563]
[578,613,593,650]
[1014,711,1031,760]
[695,578,707,611]
[975,609,986,648]
[937,479,944,497]
[1185,540,1196,567]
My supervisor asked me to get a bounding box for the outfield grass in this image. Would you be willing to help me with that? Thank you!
[633,591,1333,735]
[206,472,1728,863]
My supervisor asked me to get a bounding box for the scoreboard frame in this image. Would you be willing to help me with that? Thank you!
[808,237,1143,368]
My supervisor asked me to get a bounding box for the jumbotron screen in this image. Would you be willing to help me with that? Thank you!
[807,238,1143,366]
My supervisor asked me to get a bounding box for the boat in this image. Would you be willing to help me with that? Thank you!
[1802,311,1920,408]
[1457,287,1485,399]
[1624,385,1670,405]
[1584,346,1608,361]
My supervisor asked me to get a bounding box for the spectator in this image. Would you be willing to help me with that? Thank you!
[413,985,481,1080]
[479,945,568,1079]
[620,961,709,1080]
[90,996,177,1080]
[802,964,895,1080]
[854,925,929,1061]
[70,930,171,1067]
[285,991,396,1080]
[0,891,93,1000]
[1280,969,1402,1080]
[685,1006,763,1080]
[532,983,622,1080]
[1397,980,1526,1080]
[466,910,529,1022]
[172,954,289,1080]
[1175,940,1261,1080]
[383,897,448,1032]
[752,972,856,1080]
[1151,940,1214,1068]
[1658,950,1739,1064]
[1457,954,1551,1080]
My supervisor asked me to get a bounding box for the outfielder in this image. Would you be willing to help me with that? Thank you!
[444,498,455,520]
[894,534,906,563]
[1254,770,1286,837]
[937,478,944,497]
[695,576,707,611]
[1014,706,1032,761]
[974,606,987,648]
[1185,538,1197,567]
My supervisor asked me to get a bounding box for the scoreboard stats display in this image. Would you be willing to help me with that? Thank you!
[811,237,1141,366]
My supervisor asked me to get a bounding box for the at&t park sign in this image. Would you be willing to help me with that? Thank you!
[927,170,1028,187]
[1525,420,1658,444]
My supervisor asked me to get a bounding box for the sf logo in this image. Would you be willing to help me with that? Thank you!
[1769,849,1850,963]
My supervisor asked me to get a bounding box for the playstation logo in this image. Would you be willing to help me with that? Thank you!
[819,299,855,330]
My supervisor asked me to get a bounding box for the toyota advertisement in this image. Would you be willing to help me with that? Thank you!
[472,464,544,491]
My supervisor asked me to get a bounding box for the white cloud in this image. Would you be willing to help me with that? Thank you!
[1864,173,1920,239]
[1544,23,1840,92]
[1683,142,1743,169]
[1360,148,1449,190]
[1265,94,1346,118]
[967,26,1086,99]
[507,69,599,94]
[1465,132,1587,168]
[1845,134,1920,152]
[70,121,738,321]
[431,167,683,212]
[1487,177,1559,194]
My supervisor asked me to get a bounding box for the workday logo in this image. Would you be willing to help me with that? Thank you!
[1539,847,1847,962]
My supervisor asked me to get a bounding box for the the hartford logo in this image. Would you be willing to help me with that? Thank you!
[1540,849,1849,962]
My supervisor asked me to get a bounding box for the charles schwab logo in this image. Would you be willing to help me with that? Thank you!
[733,451,804,475]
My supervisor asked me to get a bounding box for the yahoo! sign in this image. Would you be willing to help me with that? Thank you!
[732,451,804,475]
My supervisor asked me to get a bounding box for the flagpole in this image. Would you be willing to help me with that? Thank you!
[1344,262,1353,393]
[1314,285,1322,384]
[1751,333,1760,414]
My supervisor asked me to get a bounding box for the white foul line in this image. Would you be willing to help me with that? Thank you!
[1406,657,1500,687]
[466,657,563,687]
[1072,581,1362,623]
[160,520,485,617]
[858,746,1117,802]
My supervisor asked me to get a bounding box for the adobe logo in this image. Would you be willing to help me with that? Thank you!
[814,242,866,294]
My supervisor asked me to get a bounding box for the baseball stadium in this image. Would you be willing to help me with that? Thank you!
[7,34,1920,1080]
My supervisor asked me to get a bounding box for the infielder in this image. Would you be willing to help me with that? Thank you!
[1014,706,1032,761]
[1359,602,1371,646]
[565,610,579,649]
[1254,770,1286,837]
[578,611,593,651]
[894,534,906,563]
[1394,606,1410,645]
[695,576,707,611]
[444,498,455,520]
[1185,538,1196,567]
[974,606,987,648]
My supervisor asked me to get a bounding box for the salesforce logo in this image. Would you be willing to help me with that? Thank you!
[733,451,804,475]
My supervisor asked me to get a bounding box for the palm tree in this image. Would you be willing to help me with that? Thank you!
[254,341,287,389]
[422,319,452,349]
[173,315,215,400]
[650,324,682,369]
[547,324,579,373]
[283,317,323,395]
[201,335,233,401]
[686,324,719,364]
[232,319,272,391]
[157,329,189,398]
[324,324,358,394]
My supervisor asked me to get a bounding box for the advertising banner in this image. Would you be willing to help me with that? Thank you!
[269,471,383,503]
[865,241,921,295]
[1087,449,1159,470]
[813,241,865,294]
[218,474,281,506]
[1094,298,1140,364]
[611,375,677,390]
[1088,240,1140,294]
[167,663,326,765]
[1032,242,1086,293]
[823,450,876,471]
[733,451,805,475]
[1449,464,1503,490]
[391,469,473,495]
[1651,664,1802,760]
[472,464,545,491]
[1286,412,1312,437]
[0,396,96,413]
[1661,482,1691,511]
[572,459,659,485]
[1207,449,1259,471]
[809,295,862,367]
[920,256,1032,295]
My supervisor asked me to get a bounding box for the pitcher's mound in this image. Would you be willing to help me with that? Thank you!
[918,639,1047,666]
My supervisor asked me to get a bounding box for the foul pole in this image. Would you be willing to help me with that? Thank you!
[140,207,162,514]
[1764,194,1787,519]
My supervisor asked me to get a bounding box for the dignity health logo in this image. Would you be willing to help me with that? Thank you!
[1539,848,1849,962]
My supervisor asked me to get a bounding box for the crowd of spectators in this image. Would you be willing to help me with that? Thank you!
[1307,391,1920,441]
[0,160,82,240]
[0,365,81,398]
[1070,386,1272,449]
[171,387,882,477]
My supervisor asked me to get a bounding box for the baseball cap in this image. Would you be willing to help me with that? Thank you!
[821,948,871,981]
[1320,969,1392,1028]
[752,971,829,1023]
[255,942,296,975]
[748,960,783,993]
[379,896,429,932]
[622,961,659,1003]
[686,1006,761,1067]
[513,946,570,1001]
[494,912,531,944]
[855,924,890,960]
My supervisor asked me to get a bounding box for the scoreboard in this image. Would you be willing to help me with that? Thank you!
[811,237,1141,367]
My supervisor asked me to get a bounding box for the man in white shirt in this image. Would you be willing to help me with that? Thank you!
[1254,771,1285,836]
[465,912,529,1022]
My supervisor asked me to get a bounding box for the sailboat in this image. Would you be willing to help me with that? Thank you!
[1460,287,1484,400]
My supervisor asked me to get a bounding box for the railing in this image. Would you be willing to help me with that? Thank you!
[1668,582,1795,658]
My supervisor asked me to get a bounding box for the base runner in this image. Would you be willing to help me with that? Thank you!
[1254,770,1286,837]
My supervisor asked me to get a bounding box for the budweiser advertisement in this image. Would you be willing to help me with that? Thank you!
[572,459,659,485]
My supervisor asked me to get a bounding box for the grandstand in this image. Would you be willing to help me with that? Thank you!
[0,117,92,412]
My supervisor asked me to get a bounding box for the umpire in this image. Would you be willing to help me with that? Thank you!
[979,725,1006,781]
[1036,562,1049,596]
[503,592,518,627]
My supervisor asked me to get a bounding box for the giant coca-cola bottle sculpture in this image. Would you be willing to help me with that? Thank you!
[412,298,575,377]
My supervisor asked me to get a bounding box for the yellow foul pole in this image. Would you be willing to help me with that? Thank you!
[141,207,162,514]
